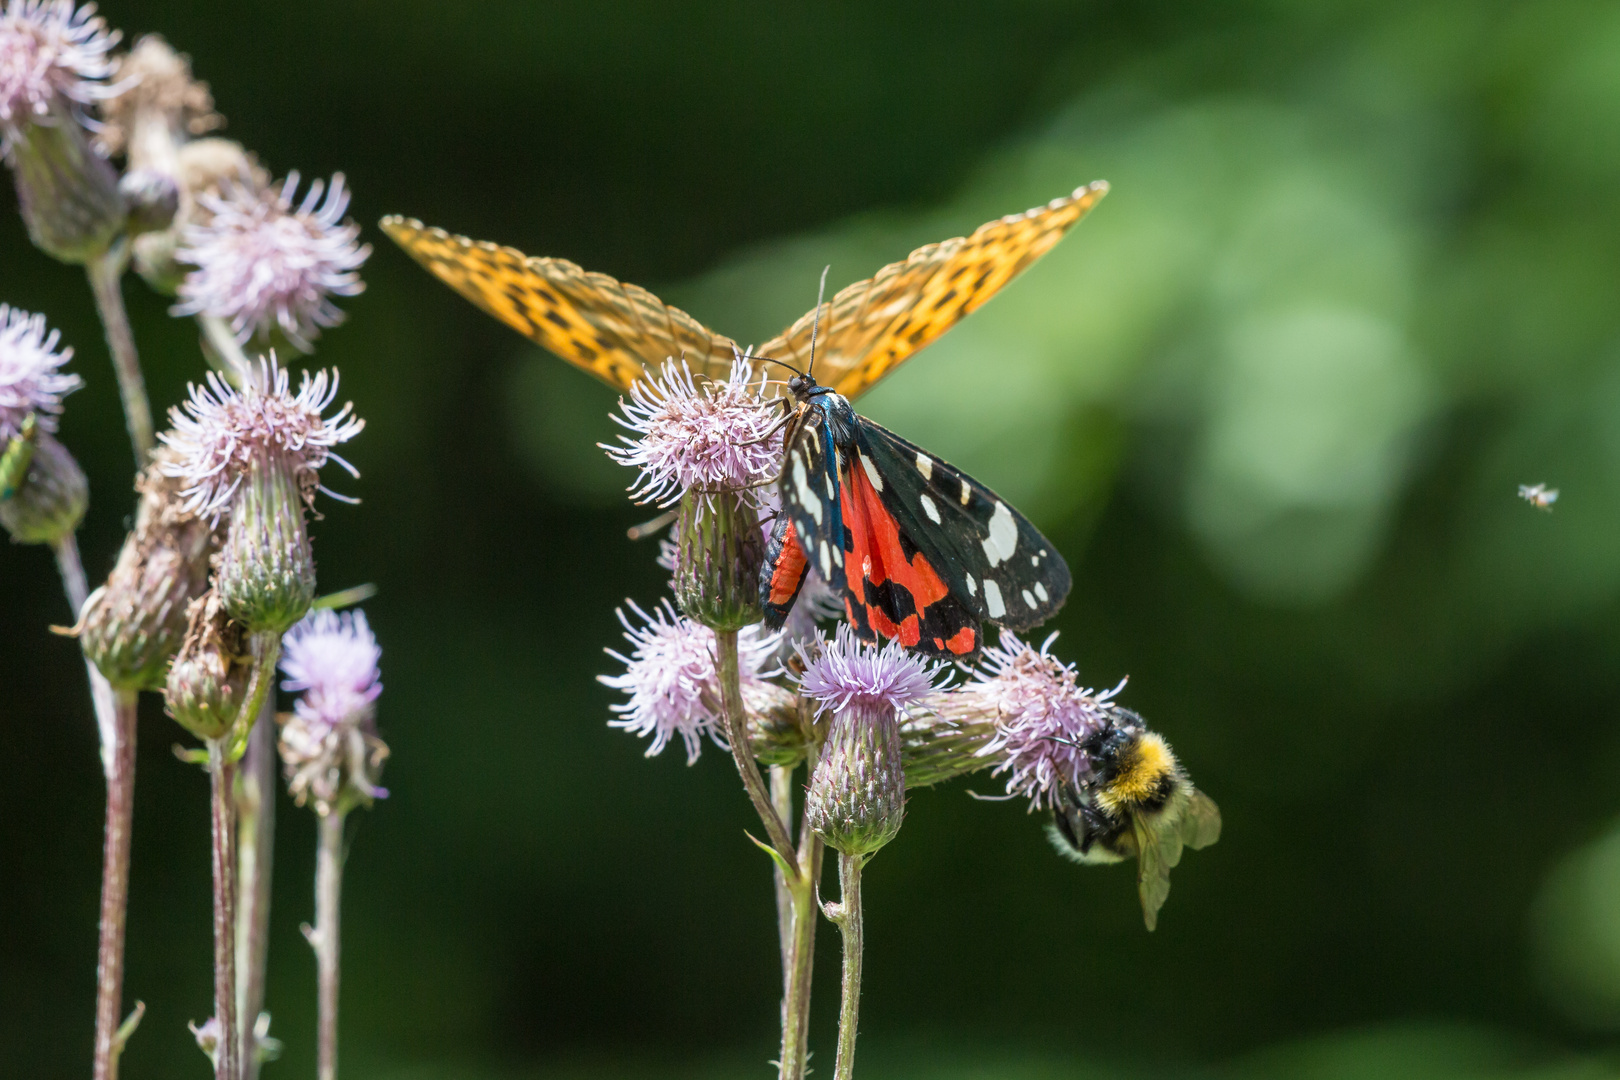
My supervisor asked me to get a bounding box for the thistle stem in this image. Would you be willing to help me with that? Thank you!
[85,249,154,465]
[237,701,277,1078]
[91,690,140,1080]
[207,738,241,1080]
[829,853,864,1080]
[53,537,144,1078]
[714,628,798,872]
[777,746,823,1080]
[310,809,346,1080]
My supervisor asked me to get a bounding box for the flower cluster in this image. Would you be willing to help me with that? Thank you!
[0,0,118,137]
[278,608,388,811]
[158,358,363,521]
[598,599,779,764]
[605,354,783,510]
[173,171,370,351]
[968,632,1122,809]
[0,302,78,439]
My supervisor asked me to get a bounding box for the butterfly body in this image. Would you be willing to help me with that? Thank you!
[762,373,1071,658]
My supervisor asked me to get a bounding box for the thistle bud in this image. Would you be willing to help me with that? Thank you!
[158,359,363,634]
[605,355,782,628]
[118,166,178,235]
[8,101,124,262]
[165,590,251,741]
[798,626,942,858]
[214,451,315,635]
[744,678,804,767]
[133,137,263,295]
[0,429,86,545]
[79,449,215,689]
[672,489,764,631]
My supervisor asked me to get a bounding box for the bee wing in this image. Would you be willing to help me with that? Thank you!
[1132,816,1179,932]
[1181,789,1222,851]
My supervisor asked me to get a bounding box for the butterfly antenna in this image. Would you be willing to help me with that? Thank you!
[808,264,830,383]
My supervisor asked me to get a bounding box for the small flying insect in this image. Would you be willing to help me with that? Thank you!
[1518,483,1559,511]
[1049,709,1221,931]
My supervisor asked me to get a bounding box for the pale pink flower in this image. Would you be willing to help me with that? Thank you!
[0,0,118,136]
[174,172,370,352]
[158,357,363,522]
[0,302,78,439]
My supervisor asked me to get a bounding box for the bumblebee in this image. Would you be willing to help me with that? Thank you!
[1049,710,1221,931]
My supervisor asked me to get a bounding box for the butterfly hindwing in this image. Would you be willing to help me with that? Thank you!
[379,216,740,393]
[851,417,1071,633]
[757,181,1108,400]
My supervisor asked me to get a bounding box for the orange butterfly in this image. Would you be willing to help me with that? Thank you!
[379,181,1107,399]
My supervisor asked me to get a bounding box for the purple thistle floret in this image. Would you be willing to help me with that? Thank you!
[796,623,943,721]
[969,631,1122,810]
[280,608,382,727]
[0,0,118,138]
[598,598,778,765]
[0,303,79,439]
[158,357,363,522]
[173,172,371,352]
[605,354,783,510]
[279,608,387,803]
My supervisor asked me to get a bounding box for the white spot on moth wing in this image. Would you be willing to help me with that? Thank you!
[1034,582,1049,603]
[915,452,933,480]
[859,452,884,492]
[959,484,972,506]
[792,454,823,526]
[982,579,1006,619]
[1022,589,1036,609]
[965,574,977,596]
[819,540,833,579]
[919,493,941,523]
[980,501,1018,567]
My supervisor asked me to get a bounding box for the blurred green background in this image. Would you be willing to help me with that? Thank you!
[6,0,1620,1077]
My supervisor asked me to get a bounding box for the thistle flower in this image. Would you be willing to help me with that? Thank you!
[173,172,370,352]
[968,632,1121,810]
[0,0,119,136]
[598,599,782,765]
[798,624,944,857]
[0,2,124,261]
[79,446,215,689]
[0,302,80,440]
[95,33,220,166]
[606,355,782,509]
[160,357,362,633]
[277,608,387,814]
[165,589,251,741]
[158,358,362,523]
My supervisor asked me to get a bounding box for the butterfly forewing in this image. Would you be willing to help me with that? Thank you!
[758,181,1109,400]
[379,216,741,393]
[854,418,1071,632]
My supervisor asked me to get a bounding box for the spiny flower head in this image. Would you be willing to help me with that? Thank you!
[605,354,783,510]
[0,0,118,136]
[280,608,382,730]
[173,171,370,352]
[969,631,1121,810]
[796,623,944,721]
[0,302,78,439]
[158,357,363,522]
[278,608,388,808]
[598,598,778,765]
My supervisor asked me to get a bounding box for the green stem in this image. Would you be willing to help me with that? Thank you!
[714,629,798,871]
[85,249,154,466]
[91,690,140,1080]
[310,809,346,1080]
[197,313,254,387]
[237,701,277,1078]
[830,852,864,1080]
[207,739,241,1080]
[777,744,823,1080]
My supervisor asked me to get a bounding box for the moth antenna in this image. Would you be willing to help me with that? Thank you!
[807,264,830,383]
